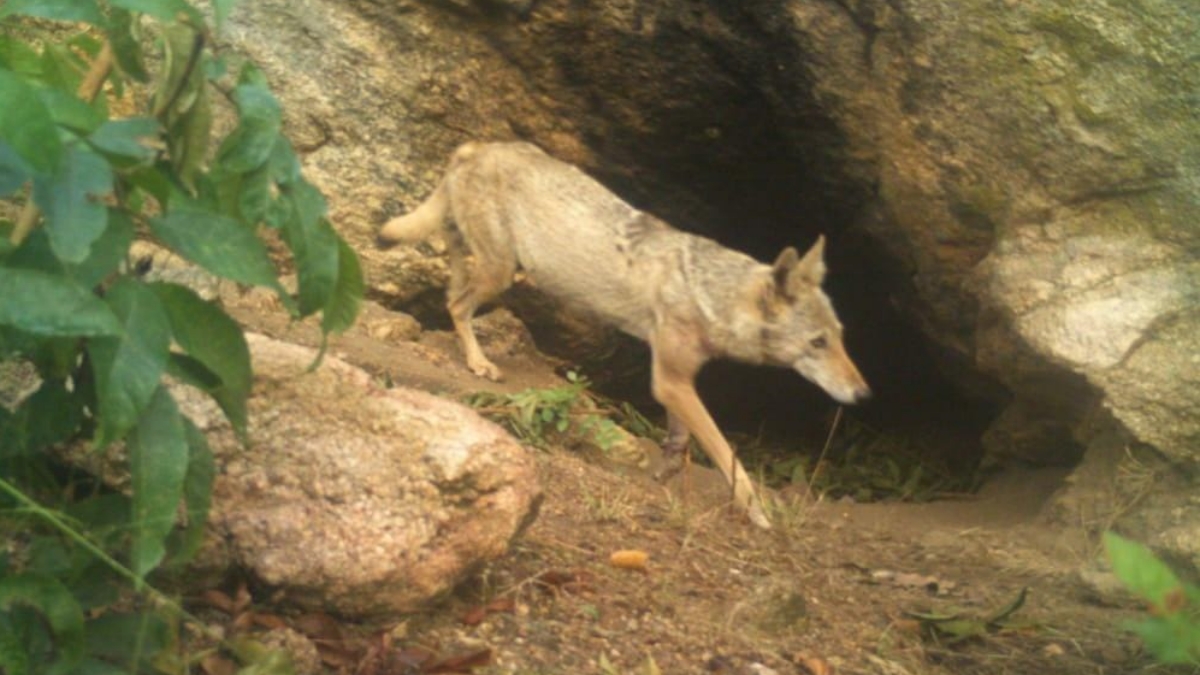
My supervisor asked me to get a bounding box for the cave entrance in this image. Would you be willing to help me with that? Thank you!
[508,50,1004,501]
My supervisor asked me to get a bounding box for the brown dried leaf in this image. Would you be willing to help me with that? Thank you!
[796,653,834,675]
[250,612,288,630]
[316,642,360,668]
[230,611,256,631]
[199,653,238,675]
[292,612,344,641]
[201,589,236,614]
[486,597,516,613]
[535,569,592,593]
[460,606,488,626]
[425,648,493,673]
[233,582,253,614]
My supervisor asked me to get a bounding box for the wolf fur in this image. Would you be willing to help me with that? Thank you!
[379,141,871,529]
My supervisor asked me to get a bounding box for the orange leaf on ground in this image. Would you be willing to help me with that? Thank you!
[610,549,649,571]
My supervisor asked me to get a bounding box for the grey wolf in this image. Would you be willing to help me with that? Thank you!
[379,141,871,528]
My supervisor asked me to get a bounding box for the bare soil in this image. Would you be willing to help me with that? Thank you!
[215,290,1173,675]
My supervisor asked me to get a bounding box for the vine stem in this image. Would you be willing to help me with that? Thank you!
[9,40,114,247]
[0,477,233,646]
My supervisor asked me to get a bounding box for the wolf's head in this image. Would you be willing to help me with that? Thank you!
[760,236,871,405]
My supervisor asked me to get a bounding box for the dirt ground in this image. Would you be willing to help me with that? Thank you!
[211,291,1175,675]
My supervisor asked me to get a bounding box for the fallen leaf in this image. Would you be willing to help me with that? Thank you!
[292,612,344,641]
[425,648,493,673]
[486,597,516,613]
[795,653,834,675]
[250,612,287,630]
[233,582,253,614]
[201,589,236,614]
[610,550,649,571]
[231,611,256,631]
[199,653,238,675]
[460,606,488,626]
[535,569,592,593]
[315,642,361,668]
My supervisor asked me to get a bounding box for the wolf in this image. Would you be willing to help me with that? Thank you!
[379,141,871,528]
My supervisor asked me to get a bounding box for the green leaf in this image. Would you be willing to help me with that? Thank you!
[0,34,42,77]
[38,44,86,94]
[4,226,65,275]
[69,209,134,289]
[321,236,364,335]
[0,0,104,24]
[236,164,272,224]
[1105,532,1182,609]
[127,386,189,578]
[0,573,85,674]
[165,352,222,391]
[88,279,172,448]
[0,141,30,196]
[38,89,104,134]
[217,82,282,173]
[126,164,174,207]
[83,612,169,666]
[279,185,337,316]
[149,207,283,291]
[33,144,113,264]
[267,135,301,185]
[1129,616,1200,665]
[0,68,63,173]
[169,418,214,563]
[0,378,83,457]
[0,618,28,675]
[153,24,211,191]
[108,0,194,22]
[0,268,120,336]
[87,118,159,163]
[105,8,149,83]
[151,282,251,436]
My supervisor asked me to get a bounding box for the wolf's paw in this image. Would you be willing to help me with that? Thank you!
[468,358,504,382]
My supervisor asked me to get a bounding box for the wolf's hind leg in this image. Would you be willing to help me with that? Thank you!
[445,239,516,382]
[653,413,690,482]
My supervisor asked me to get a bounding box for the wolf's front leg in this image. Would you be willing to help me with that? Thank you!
[649,332,771,530]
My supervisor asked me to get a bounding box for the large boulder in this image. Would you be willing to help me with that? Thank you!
[185,334,542,617]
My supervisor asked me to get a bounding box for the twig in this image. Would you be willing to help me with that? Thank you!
[9,41,114,247]
[806,406,845,500]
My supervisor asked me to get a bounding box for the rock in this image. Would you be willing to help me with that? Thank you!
[218,0,1198,557]
[186,334,542,617]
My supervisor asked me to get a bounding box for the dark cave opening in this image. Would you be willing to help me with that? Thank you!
[559,100,1003,482]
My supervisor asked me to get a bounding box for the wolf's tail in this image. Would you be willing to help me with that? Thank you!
[378,177,449,246]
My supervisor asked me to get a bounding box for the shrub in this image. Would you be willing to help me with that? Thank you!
[0,1,363,671]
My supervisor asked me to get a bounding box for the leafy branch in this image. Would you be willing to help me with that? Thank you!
[0,0,363,671]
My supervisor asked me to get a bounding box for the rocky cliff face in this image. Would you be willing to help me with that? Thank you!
[222,0,1198,555]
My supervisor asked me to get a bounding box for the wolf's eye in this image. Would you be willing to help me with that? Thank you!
[810,336,828,349]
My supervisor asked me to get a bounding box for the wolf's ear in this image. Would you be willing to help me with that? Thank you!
[794,235,827,286]
[771,247,800,299]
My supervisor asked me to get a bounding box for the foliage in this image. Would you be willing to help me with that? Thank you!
[463,371,659,452]
[0,0,362,672]
[1105,532,1200,665]
[905,587,1030,645]
[750,415,981,502]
